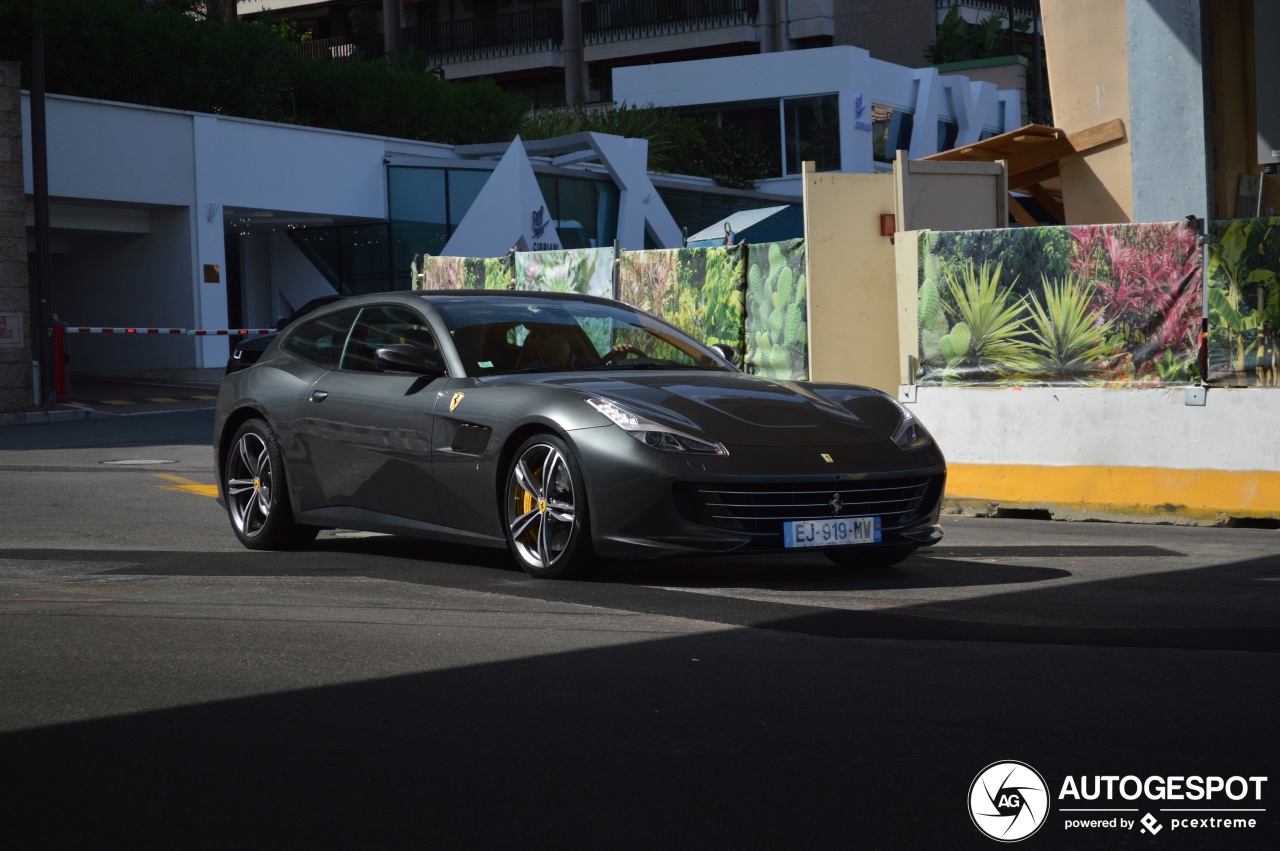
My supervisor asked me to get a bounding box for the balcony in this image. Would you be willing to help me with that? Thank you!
[291,34,383,62]
[405,9,564,65]
[582,0,759,45]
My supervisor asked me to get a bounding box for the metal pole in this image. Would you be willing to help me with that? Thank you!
[1033,0,1045,123]
[563,0,584,104]
[30,13,54,406]
[1008,0,1017,57]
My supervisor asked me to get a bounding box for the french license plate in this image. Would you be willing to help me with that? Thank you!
[783,516,881,548]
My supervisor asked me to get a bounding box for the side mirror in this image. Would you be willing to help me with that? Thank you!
[709,343,740,367]
[375,344,445,376]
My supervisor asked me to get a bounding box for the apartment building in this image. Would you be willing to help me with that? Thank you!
[236,0,1040,106]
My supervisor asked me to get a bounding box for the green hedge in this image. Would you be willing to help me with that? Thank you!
[0,0,525,145]
[0,0,770,185]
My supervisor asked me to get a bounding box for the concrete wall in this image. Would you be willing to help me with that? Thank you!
[1127,0,1210,223]
[801,165,899,391]
[0,61,29,410]
[17,95,459,372]
[59,209,197,373]
[1040,0,1134,224]
[904,385,1280,523]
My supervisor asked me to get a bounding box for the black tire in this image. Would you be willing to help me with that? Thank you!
[824,545,916,569]
[503,434,597,579]
[224,418,318,550]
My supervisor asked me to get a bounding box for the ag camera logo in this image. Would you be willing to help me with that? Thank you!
[969,761,1050,842]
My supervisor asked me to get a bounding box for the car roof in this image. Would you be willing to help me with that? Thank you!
[317,289,624,310]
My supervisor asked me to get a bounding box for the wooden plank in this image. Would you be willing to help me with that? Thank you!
[1025,185,1066,224]
[1009,161,1061,189]
[1004,119,1125,177]
[1008,194,1039,227]
[1065,118,1126,152]
[921,124,1059,162]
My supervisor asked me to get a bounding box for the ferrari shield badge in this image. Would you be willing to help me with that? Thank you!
[820,453,834,463]
[450,392,465,413]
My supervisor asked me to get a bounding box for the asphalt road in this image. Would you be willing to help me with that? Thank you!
[0,411,1276,850]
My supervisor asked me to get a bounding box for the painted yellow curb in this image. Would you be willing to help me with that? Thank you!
[946,463,1280,521]
[153,473,219,498]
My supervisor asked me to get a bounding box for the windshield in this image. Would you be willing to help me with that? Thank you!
[432,295,734,377]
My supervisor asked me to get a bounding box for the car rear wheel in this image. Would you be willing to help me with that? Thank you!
[224,418,317,550]
[824,545,916,569]
[504,435,596,579]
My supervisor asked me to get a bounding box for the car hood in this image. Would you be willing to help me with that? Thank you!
[544,371,903,447]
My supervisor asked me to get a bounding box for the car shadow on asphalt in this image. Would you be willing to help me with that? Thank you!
[10,532,1275,651]
[304,533,1077,591]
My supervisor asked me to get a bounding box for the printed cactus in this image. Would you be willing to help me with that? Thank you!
[745,240,808,380]
[939,322,972,361]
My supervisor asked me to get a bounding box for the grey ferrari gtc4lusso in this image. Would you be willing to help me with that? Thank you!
[214,290,946,578]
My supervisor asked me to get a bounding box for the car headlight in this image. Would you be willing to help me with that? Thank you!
[232,347,243,360]
[585,397,728,455]
[889,399,933,450]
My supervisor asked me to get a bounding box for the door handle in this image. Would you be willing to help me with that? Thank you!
[309,390,329,403]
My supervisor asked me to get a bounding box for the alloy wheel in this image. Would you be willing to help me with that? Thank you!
[227,431,274,538]
[507,442,578,570]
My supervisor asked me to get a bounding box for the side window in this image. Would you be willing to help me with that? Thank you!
[282,308,359,368]
[341,305,443,373]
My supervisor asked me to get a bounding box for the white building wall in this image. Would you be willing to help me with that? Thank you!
[24,96,195,206]
[19,94,715,370]
[214,120,393,220]
[614,46,1017,193]
[21,96,462,371]
[59,209,197,373]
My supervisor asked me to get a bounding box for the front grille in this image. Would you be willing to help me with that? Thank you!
[678,476,939,535]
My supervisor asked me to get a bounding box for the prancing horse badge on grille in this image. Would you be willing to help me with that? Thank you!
[829,494,844,516]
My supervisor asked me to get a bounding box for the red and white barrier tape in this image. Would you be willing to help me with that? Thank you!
[60,327,274,336]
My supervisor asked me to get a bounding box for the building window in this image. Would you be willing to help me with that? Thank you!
[873,105,913,163]
[937,119,959,152]
[536,174,620,249]
[717,101,783,179]
[388,166,449,289]
[783,94,840,175]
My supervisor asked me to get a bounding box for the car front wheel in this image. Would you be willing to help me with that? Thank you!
[224,418,317,550]
[504,435,596,579]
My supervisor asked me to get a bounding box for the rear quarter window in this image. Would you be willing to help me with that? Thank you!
[282,308,359,368]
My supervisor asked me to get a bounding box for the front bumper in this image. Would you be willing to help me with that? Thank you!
[569,426,946,560]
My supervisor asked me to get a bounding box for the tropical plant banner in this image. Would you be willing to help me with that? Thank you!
[413,242,809,381]
[514,248,614,298]
[917,223,1202,386]
[411,254,511,290]
[745,240,808,380]
[1206,217,1280,386]
[618,246,749,355]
